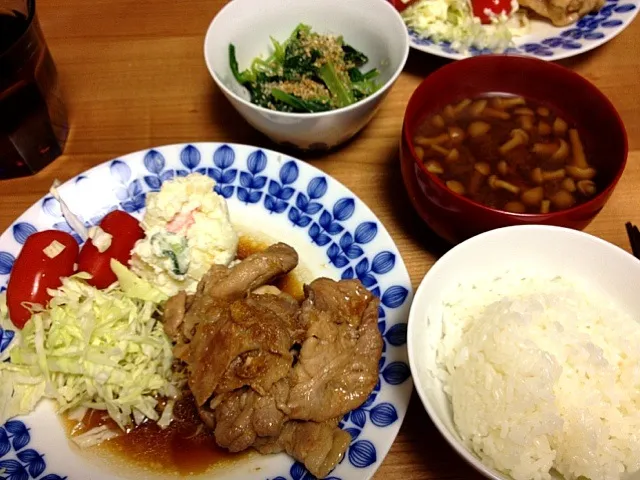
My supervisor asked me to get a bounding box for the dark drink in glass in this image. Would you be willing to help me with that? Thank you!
[0,0,68,179]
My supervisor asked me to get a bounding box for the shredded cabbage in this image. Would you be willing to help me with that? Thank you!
[49,180,89,242]
[0,273,178,431]
[402,0,530,54]
[111,259,168,304]
[43,240,66,259]
[71,424,122,448]
[87,225,113,253]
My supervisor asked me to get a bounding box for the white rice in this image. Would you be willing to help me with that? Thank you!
[430,271,640,480]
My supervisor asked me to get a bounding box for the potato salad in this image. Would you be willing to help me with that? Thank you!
[131,173,238,296]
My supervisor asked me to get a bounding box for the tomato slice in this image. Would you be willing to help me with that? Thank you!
[6,230,79,329]
[389,0,420,12]
[471,0,513,23]
[77,210,145,289]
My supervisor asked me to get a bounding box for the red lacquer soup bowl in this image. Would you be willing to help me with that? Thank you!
[400,55,628,245]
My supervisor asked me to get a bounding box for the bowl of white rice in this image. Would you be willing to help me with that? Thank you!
[408,224,640,480]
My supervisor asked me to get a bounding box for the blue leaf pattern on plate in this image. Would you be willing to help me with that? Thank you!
[128,180,142,197]
[264,195,289,214]
[5,421,30,451]
[144,175,162,190]
[143,149,165,174]
[214,145,235,169]
[268,180,295,201]
[180,144,201,170]
[237,187,262,204]
[308,223,331,247]
[12,223,36,245]
[0,144,412,480]
[345,427,361,441]
[381,362,411,385]
[0,252,15,275]
[109,160,131,183]
[295,192,322,215]
[360,390,378,409]
[118,177,147,212]
[327,243,349,268]
[354,258,376,288]
[247,150,267,174]
[332,198,355,222]
[0,326,15,354]
[350,408,367,428]
[0,459,28,480]
[354,222,377,244]
[0,420,60,479]
[384,323,407,347]
[348,440,376,468]
[319,210,343,235]
[288,207,312,228]
[307,177,327,199]
[0,428,10,457]
[279,161,299,185]
[41,197,60,217]
[220,169,238,184]
[370,403,399,427]
[371,252,395,275]
[263,161,300,214]
[290,462,309,480]
[341,267,354,280]
[203,146,238,198]
[381,286,409,309]
[339,232,364,260]
[16,450,45,478]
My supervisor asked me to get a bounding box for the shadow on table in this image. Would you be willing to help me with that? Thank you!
[402,50,451,81]
[401,392,486,479]
[555,47,600,70]
[203,84,268,146]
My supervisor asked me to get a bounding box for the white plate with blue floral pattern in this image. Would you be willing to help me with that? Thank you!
[406,0,638,60]
[0,143,413,480]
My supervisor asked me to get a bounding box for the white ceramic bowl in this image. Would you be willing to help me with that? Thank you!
[407,225,640,480]
[203,0,409,151]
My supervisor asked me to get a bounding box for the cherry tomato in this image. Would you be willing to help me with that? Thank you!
[6,230,79,329]
[389,0,419,12]
[77,210,145,289]
[471,0,513,23]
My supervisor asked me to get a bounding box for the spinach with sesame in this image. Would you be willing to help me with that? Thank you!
[229,24,381,113]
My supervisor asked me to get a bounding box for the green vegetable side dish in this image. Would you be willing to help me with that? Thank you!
[229,24,382,113]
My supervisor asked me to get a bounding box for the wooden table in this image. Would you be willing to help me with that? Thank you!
[2,0,639,478]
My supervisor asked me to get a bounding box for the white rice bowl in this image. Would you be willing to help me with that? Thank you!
[407,225,640,480]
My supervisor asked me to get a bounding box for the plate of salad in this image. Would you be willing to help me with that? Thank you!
[390,0,638,60]
[0,143,413,480]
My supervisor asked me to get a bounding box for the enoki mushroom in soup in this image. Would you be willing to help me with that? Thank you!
[412,94,599,214]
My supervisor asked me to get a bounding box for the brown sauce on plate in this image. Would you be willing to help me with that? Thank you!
[64,395,245,476]
[61,235,303,476]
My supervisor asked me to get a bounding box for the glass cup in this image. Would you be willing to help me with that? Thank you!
[0,0,68,179]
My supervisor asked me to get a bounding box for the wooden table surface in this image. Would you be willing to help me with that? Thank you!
[2,0,639,478]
